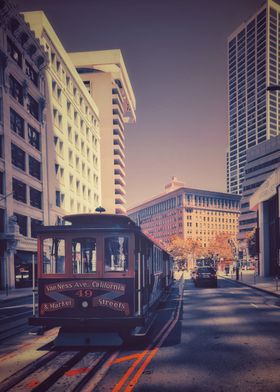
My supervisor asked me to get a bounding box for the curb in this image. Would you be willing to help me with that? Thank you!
[220,275,280,298]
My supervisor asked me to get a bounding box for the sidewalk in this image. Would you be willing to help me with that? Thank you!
[220,270,280,298]
[0,287,35,302]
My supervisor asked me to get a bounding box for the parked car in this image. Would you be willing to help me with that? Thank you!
[194,266,217,288]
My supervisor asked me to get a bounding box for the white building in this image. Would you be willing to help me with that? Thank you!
[69,50,136,214]
[0,0,48,289]
[227,0,280,196]
[23,11,101,225]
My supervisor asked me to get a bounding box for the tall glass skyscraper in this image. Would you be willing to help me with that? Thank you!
[227,0,280,196]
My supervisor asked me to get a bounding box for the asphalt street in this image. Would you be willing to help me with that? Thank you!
[118,277,280,392]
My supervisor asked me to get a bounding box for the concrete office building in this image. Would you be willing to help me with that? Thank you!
[23,12,101,224]
[239,134,280,240]
[128,178,241,249]
[227,0,280,196]
[250,167,280,277]
[69,50,136,214]
[0,0,48,289]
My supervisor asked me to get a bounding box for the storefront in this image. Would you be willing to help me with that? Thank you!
[250,168,280,277]
[14,250,37,288]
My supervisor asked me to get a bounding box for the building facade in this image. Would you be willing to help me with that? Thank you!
[0,0,48,289]
[227,0,280,196]
[239,134,280,240]
[23,12,101,224]
[69,50,136,214]
[128,178,241,249]
[250,167,280,277]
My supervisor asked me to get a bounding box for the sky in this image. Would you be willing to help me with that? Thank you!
[17,0,264,208]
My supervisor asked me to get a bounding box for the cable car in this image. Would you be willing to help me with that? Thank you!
[29,213,173,345]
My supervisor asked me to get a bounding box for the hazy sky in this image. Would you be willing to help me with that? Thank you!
[17,0,263,208]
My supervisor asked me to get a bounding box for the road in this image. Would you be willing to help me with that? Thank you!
[0,295,35,346]
[96,277,280,392]
[0,279,279,391]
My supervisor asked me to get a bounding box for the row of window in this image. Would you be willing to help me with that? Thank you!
[245,155,280,175]
[7,37,39,87]
[185,194,239,209]
[9,75,40,121]
[11,143,41,180]
[10,108,40,150]
[43,236,128,274]
[14,213,42,238]
[13,178,42,209]
[47,46,98,127]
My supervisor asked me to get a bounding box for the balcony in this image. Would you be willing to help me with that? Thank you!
[113,137,125,153]
[115,184,126,196]
[114,146,125,161]
[114,156,125,169]
[113,127,125,144]
[114,175,126,187]
[115,205,126,215]
[113,117,125,132]
[114,165,125,178]
[112,87,123,103]
[115,193,126,205]
[112,99,124,115]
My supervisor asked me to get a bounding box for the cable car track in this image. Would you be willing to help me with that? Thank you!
[0,348,116,392]
[0,322,34,343]
[0,278,184,392]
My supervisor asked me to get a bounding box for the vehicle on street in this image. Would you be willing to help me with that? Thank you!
[194,266,217,288]
[29,213,174,345]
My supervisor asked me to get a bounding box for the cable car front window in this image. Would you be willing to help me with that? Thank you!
[104,236,128,272]
[72,238,96,274]
[43,238,65,274]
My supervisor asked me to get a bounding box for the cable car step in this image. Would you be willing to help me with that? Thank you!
[54,329,123,347]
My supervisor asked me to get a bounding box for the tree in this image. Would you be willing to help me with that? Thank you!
[247,229,258,258]
[207,233,234,263]
[167,236,202,269]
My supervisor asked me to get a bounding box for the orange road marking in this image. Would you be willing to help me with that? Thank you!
[26,379,39,388]
[113,278,184,392]
[111,353,141,365]
[124,347,159,392]
[112,349,149,392]
[65,367,89,377]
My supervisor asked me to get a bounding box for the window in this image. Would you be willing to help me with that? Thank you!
[30,187,42,209]
[104,236,128,272]
[11,143,25,171]
[83,80,91,93]
[56,191,61,207]
[25,61,38,86]
[13,178,26,203]
[29,156,41,180]
[10,109,24,138]
[43,238,65,274]
[14,213,27,236]
[72,238,97,273]
[9,75,23,105]
[28,125,40,150]
[7,37,22,67]
[27,94,39,120]
[0,171,4,194]
[31,218,42,238]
